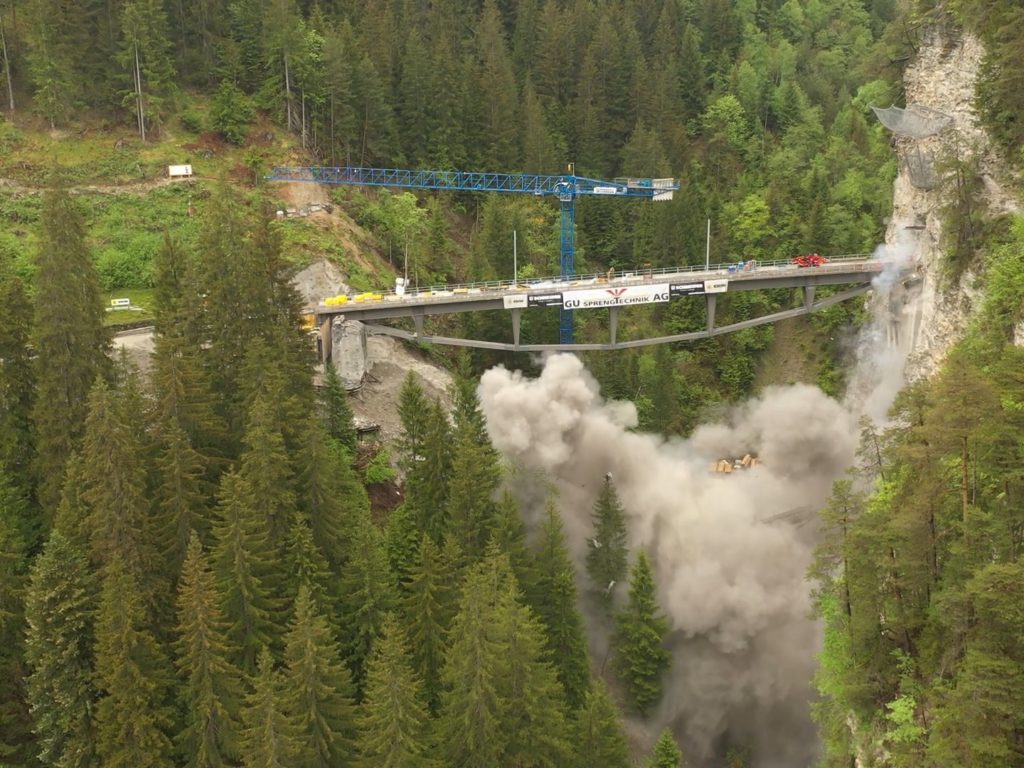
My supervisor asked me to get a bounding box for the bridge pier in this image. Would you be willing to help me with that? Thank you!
[511,308,522,348]
[804,285,816,309]
[319,316,333,364]
[609,307,618,345]
[706,294,717,333]
[413,310,425,337]
[330,317,369,390]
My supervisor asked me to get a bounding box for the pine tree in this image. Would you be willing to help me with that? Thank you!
[570,680,631,768]
[357,614,434,767]
[492,490,537,599]
[402,534,458,712]
[155,416,209,577]
[240,649,300,768]
[282,585,358,768]
[80,376,157,594]
[94,557,174,768]
[337,520,397,693]
[438,555,510,767]
[586,474,629,607]
[497,579,571,766]
[31,188,108,515]
[410,399,453,542]
[396,372,428,474]
[0,475,33,766]
[285,518,332,610]
[174,532,243,768]
[319,364,357,453]
[119,0,178,139]
[446,425,501,562]
[0,255,34,505]
[613,551,671,715]
[240,392,298,551]
[23,529,98,768]
[212,471,278,674]
[532,498,591,709]
[646,729,683,767]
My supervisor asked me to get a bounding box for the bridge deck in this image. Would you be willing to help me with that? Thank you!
[312,256,887,322]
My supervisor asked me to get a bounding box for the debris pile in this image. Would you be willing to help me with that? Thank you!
[710,454,761,474]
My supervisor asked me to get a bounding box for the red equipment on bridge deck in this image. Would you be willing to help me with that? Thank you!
[792,253,828,267]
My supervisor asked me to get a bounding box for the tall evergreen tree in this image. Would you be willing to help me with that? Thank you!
[211,471,278,675]
[0,254,34,505]
[337,520,397,693]
[586,474,629,607]
[613,550,670,715]
[80,376,157,596]
[240,649,300,768]
[119,0,178,139]
[0,475,33,765]
[282,585,358,768]
[23,529,98,768]
[532,498,591,709]
[155,417,209,578]
[570,680,631,768]
[174,532,243,768]
[402,534,458,712]
[319,364,357,453]
[30,188,107,515]
[93,557,174,768]
[446,425,501,562]
[239,391,298,552]
[357,614,434,767]
[410,399,453,542]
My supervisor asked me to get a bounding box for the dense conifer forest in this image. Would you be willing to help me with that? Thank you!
[0,0,1023,766]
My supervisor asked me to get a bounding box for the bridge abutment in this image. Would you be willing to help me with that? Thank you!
[330,317,369,390]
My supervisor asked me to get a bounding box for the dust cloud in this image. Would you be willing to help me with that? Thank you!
[479,354,856,765]
[477,239,920,766]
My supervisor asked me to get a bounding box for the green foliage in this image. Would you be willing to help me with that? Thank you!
[613,551,671,714]
[586,475,629,608]
[647,729,683,767]
[356,614,435,767]
[240,649,301,768]
[570,680,631,768]
[211,79,254,145]
[364,447,397,485]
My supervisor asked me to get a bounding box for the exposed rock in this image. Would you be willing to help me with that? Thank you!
[887,28,1020,381]
[292,258,349,308]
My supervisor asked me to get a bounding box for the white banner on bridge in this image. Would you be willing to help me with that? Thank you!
[562,284,670,310]
[703,279,729,294]
[503,294,528,309]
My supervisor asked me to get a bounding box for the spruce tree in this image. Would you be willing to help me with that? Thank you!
[212,471,278,674]
[532,498,591,709]
[438,554,510,767]
[357,614,434,768]
[613,550,671,715]
[586,474,629,607]
[570,680,631,768]
[0,476,33,766]
[239,392,298,551]
[30,188,108,515]
[492,490,537,600]
[155,417,208,577]
[337,520,397,693]
[319,364,357,453]
[94,557,174,768]
[402,534,458,712]
[396,372,428,474]
[646,729,683,767]
[240,649,300,768]
[0,255,34,504]
[410,399,453,541]
[174,532,243,768]
[80,376,157,592]
[446,424,501,562]
[24,529,98,768]
[285,518,332,610]
[282,585,358,768]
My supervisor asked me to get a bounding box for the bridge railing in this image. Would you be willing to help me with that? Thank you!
[321,253,885,308]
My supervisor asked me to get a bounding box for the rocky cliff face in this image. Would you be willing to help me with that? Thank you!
[885,27,1020,380]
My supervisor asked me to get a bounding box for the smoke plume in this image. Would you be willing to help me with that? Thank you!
[479,355,856,765]
[477,234,922,765]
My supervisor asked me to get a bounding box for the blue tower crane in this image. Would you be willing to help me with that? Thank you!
[267,164,679,343]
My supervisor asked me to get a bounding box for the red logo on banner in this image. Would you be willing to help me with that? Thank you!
[605,288,627,297]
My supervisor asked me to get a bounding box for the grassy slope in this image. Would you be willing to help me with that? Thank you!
[0,105,398,325]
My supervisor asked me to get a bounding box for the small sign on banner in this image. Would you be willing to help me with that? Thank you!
[669,282,704,298]
[703,279,729,294]
[503,294,528,309]
[527,293,564,308]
